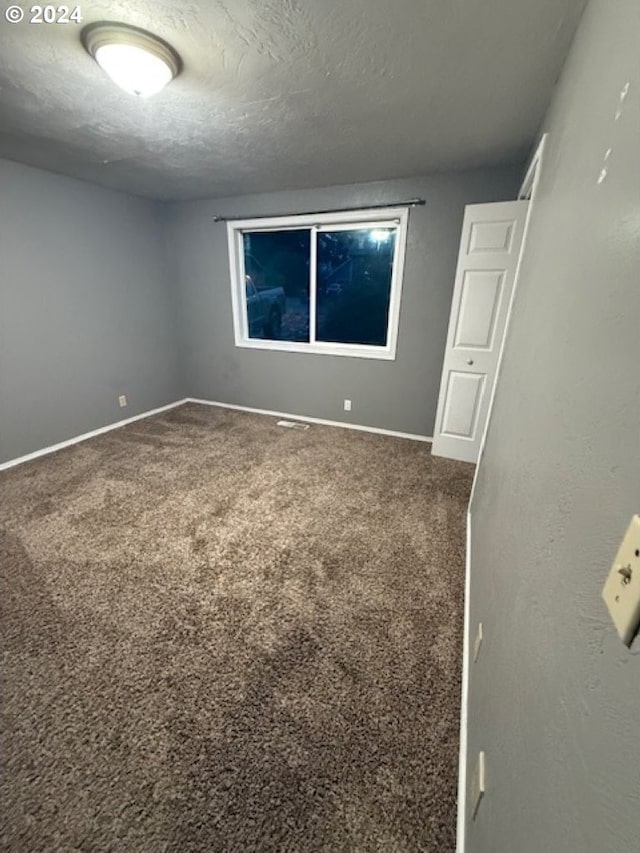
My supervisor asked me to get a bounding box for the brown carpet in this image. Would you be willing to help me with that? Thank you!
[1,402,474,852]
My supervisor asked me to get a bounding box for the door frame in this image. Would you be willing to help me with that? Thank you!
[455,133,548,853]
[467,132,547,498]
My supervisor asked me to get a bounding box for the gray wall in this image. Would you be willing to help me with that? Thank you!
[0,159,521,462]
[0,159,182,463]
[168,167,522,436]
[466,1,640,851]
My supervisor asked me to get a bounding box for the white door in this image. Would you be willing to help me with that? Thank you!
[432,201,528,463]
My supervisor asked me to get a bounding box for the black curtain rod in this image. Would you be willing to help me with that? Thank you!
[211,198,425,223]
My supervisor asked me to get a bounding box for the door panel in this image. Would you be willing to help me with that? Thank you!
[453,270,505,350]
[467,219,515,254]
[441,372,485,438]
[432,201,528,463]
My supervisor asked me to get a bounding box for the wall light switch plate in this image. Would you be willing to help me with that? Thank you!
[602,515,640,646]
[471,751,486,820]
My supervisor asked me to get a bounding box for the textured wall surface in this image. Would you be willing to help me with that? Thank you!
[0,159,182,463]
[166,166,522,436]
[466,1,640,851]
[0,0,585,199]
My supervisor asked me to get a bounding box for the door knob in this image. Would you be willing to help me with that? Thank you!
[467,358,474,365]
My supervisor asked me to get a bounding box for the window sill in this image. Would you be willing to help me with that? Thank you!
[234,338,397,361]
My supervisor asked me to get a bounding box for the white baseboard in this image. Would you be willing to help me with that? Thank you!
[0,399,189,472]
[1,396,432,473]
[456,509,472,853]
[185,398,433,443]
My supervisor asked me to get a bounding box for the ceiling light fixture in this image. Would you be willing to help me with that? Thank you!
[82,22,181,97]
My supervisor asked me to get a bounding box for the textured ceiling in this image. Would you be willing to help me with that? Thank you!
[0,0,587,200]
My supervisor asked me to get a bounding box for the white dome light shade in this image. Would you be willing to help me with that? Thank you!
[82,23,181,97]
[94,43,173,96]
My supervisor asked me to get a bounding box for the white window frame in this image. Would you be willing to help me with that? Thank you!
[227,206,409,360]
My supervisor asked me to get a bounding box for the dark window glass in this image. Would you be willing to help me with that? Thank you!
[316,228,396,346]
[243,230,310,342]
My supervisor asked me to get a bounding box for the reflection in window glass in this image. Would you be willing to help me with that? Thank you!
[316,228,396,346]
[243,230,310,342]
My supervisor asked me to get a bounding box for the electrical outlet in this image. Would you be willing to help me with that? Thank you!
[344,399,352,412]
[602,515,640,646]
[118,395,127,408]
[471,751,486,820]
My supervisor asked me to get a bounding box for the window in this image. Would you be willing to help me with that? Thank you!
[227,207,409,360]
